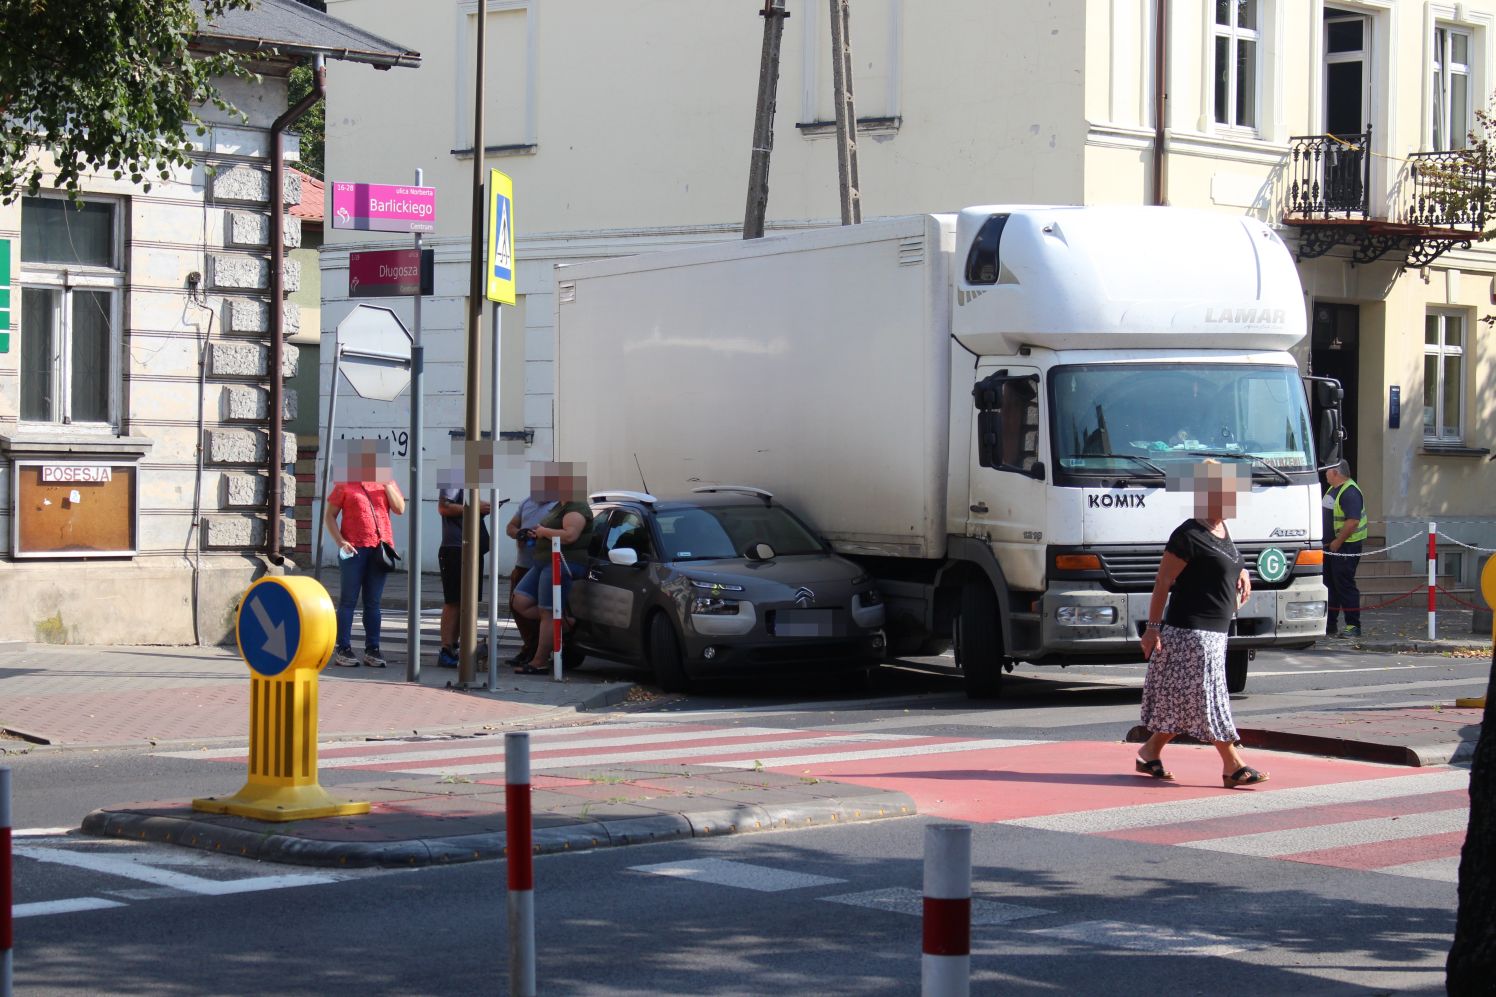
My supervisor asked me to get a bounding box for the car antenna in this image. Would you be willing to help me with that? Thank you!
[634,453,651,494]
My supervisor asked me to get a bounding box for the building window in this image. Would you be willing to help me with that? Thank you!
[1214,0,1260,130]
[18,196,124,428]
[1432,26,1472,151]
[799,0,903,129]
[454,0,536,154]
[1424,311,1465,441]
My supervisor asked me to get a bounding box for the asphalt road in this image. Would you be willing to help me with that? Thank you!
[5,644,1488,995]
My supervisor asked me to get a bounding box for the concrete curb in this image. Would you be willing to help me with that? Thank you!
[1349,639,1490,654]
[1124,723,1476,767]
[80,790,917,869]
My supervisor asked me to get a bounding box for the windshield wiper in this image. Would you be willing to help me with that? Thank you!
[1078,453,1166,477]
[1183,450,1292,485]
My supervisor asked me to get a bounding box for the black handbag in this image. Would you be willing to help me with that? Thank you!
[360,487,401,571]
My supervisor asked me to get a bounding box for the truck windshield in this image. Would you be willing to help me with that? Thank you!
[1050,363,1315,482]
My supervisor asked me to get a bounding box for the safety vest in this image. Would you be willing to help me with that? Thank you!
[1329,479,1369,543]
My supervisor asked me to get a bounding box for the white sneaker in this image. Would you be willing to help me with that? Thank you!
[332,647,360,667]
[362,649,388,668]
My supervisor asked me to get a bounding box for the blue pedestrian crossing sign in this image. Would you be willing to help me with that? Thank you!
[235,576,336,677]
[486,168,516,305]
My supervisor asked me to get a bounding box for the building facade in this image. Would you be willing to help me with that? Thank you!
[321,0,1496,586]
[0,1,417,644]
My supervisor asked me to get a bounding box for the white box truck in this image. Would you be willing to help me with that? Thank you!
[555,206,1339,697]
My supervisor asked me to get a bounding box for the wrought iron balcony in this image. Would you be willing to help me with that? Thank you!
[1282,127,1492,267]
[1286,129,1371,220]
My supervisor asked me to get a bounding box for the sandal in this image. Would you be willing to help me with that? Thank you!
[513,663,549,675]
[1223,766,1270,789]
[1134,756,1175,781]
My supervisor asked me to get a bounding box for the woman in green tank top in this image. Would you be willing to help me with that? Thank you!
[510,466,594,674]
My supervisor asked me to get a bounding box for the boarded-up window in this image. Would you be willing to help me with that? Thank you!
[802,0,902,124]
[458,1,533,150]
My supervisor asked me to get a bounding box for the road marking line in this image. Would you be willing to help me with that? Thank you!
[821,887,1050,924]
[1251,666,1440,676]
[391,732,940,776]
[11,827,77,838]
[1005,769,1471,834]
[13,897,128,918]
[1180,809,1469,858]
[1028,919,1267,957]
[704,738,1045,770]
[1375,856,1462,883]
[15,846,343,896]
[628,858,845,892]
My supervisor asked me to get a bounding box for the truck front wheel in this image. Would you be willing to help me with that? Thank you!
[1225,648,1249,694]
[957,582,1005,700]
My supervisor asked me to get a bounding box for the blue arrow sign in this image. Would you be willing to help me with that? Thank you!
[238,582,302,677]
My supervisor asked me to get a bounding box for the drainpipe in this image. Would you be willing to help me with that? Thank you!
[1151,0,1169,206]
[268,54,325,564]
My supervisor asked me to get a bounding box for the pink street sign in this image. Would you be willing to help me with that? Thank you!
[330,182,436,233]
[349,249,434,298]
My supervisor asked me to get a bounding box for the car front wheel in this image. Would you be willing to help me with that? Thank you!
[648,612,690,693]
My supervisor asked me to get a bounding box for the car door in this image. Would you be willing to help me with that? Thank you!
[584,507,656,659]
[968,363,1049,592]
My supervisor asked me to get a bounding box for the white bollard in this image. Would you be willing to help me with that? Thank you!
[506,733,536,997]
[551,549,564,681]
[922,823,972,997]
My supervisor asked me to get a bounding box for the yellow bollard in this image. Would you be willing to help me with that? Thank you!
[193,576,371,821]
[1457,556,1496,710]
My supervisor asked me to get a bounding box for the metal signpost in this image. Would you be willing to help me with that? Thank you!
[410,169,428,685]
[193,576,369,821]
[482,169,517,691]
[313,305,414,587]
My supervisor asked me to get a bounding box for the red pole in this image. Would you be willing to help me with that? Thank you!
[505,733,535,996]
[1429,521,1438,641]
[551,548,563,680]
[2,766,13,997]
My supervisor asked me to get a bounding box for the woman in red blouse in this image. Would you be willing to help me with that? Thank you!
[323,444,406,667]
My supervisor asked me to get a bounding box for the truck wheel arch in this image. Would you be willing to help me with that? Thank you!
[937,536,1015,638]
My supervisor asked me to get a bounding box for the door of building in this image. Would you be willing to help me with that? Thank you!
[1323,10,1372,213]
[1310,301,1360,474]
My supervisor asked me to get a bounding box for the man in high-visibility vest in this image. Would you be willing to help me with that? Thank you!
[1323,459,1368,638]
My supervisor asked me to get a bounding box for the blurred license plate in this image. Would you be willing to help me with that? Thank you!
[773,609,833,637]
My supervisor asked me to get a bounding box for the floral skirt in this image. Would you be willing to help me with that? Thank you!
[1139,624,1239,744]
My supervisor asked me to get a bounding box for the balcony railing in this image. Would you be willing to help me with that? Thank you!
[1286,129,1371,220]
[1400,149,1488,231]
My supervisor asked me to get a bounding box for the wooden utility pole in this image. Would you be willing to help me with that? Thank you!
[459,0,488,686]
[743,0,789,239]
[829,0,862,224]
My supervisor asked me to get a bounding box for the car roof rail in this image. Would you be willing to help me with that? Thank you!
[589,490,657,505]
[690,485,773,505]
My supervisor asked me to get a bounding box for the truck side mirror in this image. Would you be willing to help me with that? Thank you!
[1305,375,1346,470]
[974,372,1043,479]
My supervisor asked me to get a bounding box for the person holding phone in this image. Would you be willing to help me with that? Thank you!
[323,440,405,668]
[1135,460,1268,789]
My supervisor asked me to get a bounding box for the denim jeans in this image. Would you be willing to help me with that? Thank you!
[514,558,586,611]
[337,545,389,651]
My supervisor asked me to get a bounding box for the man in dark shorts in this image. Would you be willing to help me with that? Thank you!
[436,486,490,668]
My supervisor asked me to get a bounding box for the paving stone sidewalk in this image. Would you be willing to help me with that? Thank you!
[81,765,915,868]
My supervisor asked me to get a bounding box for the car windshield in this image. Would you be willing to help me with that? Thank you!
[1050,362,1315,481]
[654,505,825,561]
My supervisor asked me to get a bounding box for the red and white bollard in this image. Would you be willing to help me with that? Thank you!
[1428,521,1438,641]
[551,548,564,681]
[2,766,13,997]
[922,822,972,996]
[506,733,536,997]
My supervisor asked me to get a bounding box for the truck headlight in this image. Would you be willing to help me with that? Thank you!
[691,597,741,616]
[1287,600,1327,620]
[1056,605,1118,626]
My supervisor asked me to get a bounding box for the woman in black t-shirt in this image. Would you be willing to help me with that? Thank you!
[1135,461,1270,789]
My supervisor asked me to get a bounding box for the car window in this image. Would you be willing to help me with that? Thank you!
[655,505,823,561]
[602,509,653,557]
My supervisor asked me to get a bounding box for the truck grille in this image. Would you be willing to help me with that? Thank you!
[1097,544,1301,591]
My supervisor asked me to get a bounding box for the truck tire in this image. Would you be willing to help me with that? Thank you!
[1225,648,1249,694]
[648,612,690,693]
[958,582,1005,699]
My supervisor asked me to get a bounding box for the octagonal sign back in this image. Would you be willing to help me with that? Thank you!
[337,303,413,401]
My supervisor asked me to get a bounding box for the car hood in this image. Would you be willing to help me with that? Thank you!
[672,554,865,589]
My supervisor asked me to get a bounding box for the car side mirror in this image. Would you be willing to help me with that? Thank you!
[744,542,777,562]
[608,548,640,567]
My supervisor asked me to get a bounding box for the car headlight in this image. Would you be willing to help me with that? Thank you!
[1056,605,1118,626]
[857,589,883,607]
[691,597,742,616]
[689,579,745,593]
[1287,600,1327,620]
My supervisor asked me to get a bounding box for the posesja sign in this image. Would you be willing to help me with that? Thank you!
[331,182,436,234]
